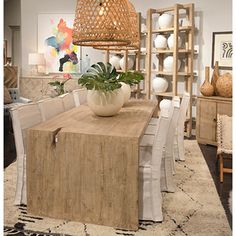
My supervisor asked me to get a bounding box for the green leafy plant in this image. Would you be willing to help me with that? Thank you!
[78,62,144,92]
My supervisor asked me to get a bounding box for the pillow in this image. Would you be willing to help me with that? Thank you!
[4,86,13,104]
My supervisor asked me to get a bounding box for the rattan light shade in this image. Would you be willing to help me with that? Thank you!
[72,0,133,47]
[94,0,140,51]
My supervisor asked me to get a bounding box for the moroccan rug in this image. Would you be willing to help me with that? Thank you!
[4,140,231,236]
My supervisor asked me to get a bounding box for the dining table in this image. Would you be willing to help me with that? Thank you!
[26,99,157,230]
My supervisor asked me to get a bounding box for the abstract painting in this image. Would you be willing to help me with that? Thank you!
[212,31,232,70]
[38,13,80,73]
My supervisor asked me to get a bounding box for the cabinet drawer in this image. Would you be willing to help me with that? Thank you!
[217,102,232,117]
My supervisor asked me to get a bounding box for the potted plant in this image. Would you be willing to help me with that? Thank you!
[78,62,143,116]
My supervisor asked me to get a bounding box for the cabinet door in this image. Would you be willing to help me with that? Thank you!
[197,99,216,144]
[217,102,232,117]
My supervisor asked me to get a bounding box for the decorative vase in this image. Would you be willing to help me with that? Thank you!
[158,13,173,29]
[216,73,232,98]
[211,61,219,95]
[119,56,135,71]
[167,33,182,49]
[110,55,121,70]
[163,56,181,72]
[154,35,167,49]
[87,89,124,116]
[200,67,214,96]
[160,99,172,110]
[152,76,168,93]
[120,82,131,104]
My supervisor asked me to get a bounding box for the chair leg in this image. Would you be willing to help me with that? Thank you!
[219,154,224,183]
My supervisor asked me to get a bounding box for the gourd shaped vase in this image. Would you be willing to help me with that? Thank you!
[200,67,214,96]
[216,73,232,98]
[211,61,219,95]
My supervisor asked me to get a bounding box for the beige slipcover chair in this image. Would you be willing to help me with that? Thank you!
[139,107,171,221]
[72,88,88,107]
[10,103,43,205]
[59,92,76,111]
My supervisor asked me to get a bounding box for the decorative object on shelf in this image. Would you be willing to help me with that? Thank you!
[154,35,167,49]
[158,13,173,29]
[141,23,146,32]
[78,62,143,116]
[120,82,131,104]
[167,33,182,49]
[159,99,172,110]
[211,61,219,95]
[200,66,214,96]
[212,31,232,70]
[119,56,135,71]
[216,72,232,98]
[110,55,121,70]
[28,53,45,75]
[48,73,72,96]
[152,76,168,93]
[163,56,181,72]
[72,0,132,47]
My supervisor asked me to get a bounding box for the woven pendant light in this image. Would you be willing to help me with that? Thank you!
[72,0,133,47]
[94,0,140,51]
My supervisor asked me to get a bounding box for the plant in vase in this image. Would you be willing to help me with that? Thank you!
[48,73,72,96]
[78,62,143,116]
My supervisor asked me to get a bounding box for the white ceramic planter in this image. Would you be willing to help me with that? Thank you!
[110,55,121,70]
[152,77,168,93]
[120,82,131,104]
[154,35,167,49]
[87,89,124,117]
[119,56,135,71]
[163,56,181,72]
[158,13,173,29]
[160,99,172,110]
[167,34,182,49]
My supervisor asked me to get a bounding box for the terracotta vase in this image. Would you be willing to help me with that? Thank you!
[200,67,214,96]
[211,61,219,95]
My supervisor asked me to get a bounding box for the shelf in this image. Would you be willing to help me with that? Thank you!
[151,70,192,76]
[152,49,191,54]
[151,26,192,34]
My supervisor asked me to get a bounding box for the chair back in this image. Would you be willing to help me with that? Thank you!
[59,93,76,111]
[72,88,88,106]
[38,97,65,121]
[178,92,190,128]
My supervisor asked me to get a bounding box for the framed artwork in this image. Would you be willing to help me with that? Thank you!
[211,31,232,69]
[38,13,81,73]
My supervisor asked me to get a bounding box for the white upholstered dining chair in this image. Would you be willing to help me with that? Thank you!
[139,107,171,221]
[72,88,88,106]
[59,92,76,111]
[10,103,43,205]
[37,96,65,121]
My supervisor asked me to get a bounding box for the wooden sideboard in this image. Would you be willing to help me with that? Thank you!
[196,96,232,146]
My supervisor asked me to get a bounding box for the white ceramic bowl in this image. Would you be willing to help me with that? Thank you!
[119,56,135,71]
[160,99,172,110]
[167,34,182,49]
[164,56,181,72]
[152,76,168,93]
[158,13,174,29]
[110,55,121,70]
[154,35,167,49]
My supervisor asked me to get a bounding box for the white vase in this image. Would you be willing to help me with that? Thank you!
[167,34,182,49]
[120,82,131,104]
[119,56,135,71]
[164,56,181,72]
[160,99,172,110]
[87,89,124,116]
[152,77,168,93]
[158,13,173,29]
[110,55,121,70]
[154,35,167,49]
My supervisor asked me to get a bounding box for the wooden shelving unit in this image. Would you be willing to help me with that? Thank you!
[145,3,195,136]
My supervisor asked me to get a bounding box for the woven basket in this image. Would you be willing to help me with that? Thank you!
[94,1,140,51]
[72,0,133,47]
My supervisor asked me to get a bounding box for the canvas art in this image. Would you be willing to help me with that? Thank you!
[38,13,80,73]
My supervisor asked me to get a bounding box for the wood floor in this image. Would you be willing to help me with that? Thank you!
[4,116,232,228]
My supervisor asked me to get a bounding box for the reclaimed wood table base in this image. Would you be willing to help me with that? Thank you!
[27,100,157,230]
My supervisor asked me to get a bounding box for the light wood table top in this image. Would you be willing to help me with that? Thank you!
[26,99,157,230]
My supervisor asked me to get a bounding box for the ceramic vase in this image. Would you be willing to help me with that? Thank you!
[119,56,135,71]
[120,82,131,104]
[87,89,124,116]
[200,67,214,96]
[216,73,232,98]
[163,56,181,72]
[154,35,167,49]
[110,55,121,70]
[211,61,219,95]
[158,13,173,29]
[152,76,168,93]
[167,33,182,49]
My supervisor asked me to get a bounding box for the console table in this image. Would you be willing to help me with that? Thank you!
[26,100,157,230]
